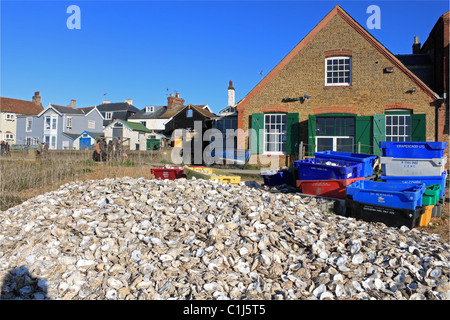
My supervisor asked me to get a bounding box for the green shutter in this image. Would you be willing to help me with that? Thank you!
[250,113,264,154]
[286,113,299,155]
[372,114,385,156]
[355,116,372,154]
[308,114,316,156]
[411,114,426,141]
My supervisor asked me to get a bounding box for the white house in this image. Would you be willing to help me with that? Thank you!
[104,119,152,151]
[0,91,44,144]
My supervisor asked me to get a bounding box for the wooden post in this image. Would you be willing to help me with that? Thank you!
[299,141,304,160]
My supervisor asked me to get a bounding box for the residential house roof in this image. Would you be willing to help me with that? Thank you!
[159,104,216,120]
[0,97,43,115]
[236,4,439,115]
[95,102,140,113]
[128,106,168,119]
[50,104,86,115]
[109,119,152,133]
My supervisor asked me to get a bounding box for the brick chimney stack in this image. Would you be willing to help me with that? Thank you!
[32,91,41,106]
[167,93,185,110]
[412,36,421,54]
[70,99,77,109]
[228,80,235,107]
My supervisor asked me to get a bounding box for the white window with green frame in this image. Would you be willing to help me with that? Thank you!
[264,114,287,154]
[385,111,412,142]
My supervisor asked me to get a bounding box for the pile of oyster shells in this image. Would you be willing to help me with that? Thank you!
[0,176,448,300]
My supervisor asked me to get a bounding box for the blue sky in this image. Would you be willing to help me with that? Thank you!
[1,0,449,114]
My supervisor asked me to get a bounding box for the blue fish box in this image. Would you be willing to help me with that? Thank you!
[294,158,364,180]
[314,151,377,177]
[379,171,447,199]
[260,170,293,186]
[379,141,446,159]
[346,180,426,210]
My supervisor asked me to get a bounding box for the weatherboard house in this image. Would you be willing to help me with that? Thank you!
[236,5,446,167]
[16,100,104,149]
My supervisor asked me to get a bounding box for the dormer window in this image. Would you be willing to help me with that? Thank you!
[146,106,154,113]
[325,57,351,86]
[105,112,113,120]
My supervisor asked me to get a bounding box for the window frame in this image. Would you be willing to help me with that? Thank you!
[263,113,287,155]
[325,56,352,86]
[385,114,412,142]
[105,112,113,120]
[66,116,72,129]
[26,117,33,132]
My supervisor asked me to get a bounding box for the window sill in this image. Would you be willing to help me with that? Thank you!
[263,152,286,156]
[324,85,353,89]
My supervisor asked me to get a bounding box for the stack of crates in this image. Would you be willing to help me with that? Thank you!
[294,151,377,200]
[378,141,447,222]
[345,180,426,228]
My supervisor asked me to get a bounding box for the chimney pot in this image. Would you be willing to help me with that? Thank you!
[32,91,41,106]
[412,36,421,54]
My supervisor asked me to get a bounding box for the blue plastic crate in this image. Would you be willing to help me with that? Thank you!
[346,180,426,210]
[260,170,293,186]
[380,171,447,199]
[294,158,364,180]
[314,151,377,177]
[379,141,446,159]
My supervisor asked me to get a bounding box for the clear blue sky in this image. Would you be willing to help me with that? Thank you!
[1,0,449,114]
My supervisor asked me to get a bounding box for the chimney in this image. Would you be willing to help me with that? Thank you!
[167,93,185,110]
[412,36,421,54]
[228,80,235,107]
[70,99,76,109]
[125,99,133,105]
[102,100,110,104]
[32,91,41,106]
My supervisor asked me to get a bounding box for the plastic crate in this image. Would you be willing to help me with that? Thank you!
[379,141,446,159]
[294,158,364,180]
[379,171,447,199]
[432,198,444,217]
[296,177,364,199]
[151,166,186,180]
[184,166,241,184]
[345,199,425,229]
[380,156,447,176]
[345,180,425,210]
[422,184,442,206]
[261,170,293,186]
[420,205,434,227]
[314,151,377,177]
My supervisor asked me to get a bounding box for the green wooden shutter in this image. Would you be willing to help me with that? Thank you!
[250,113,264,154]
[355,116,372,154]
[411,114,426,141]
[372,114,385,156]
[286,113,299,155]
[308,114,316,156]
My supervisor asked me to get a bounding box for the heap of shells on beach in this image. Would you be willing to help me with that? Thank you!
[0,176,449,300]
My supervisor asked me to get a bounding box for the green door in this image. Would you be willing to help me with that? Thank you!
[372,114,385,156]
[355,116,372,154]
[147,139,160,150]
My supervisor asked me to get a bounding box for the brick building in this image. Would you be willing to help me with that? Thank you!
[236,5,444,167]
